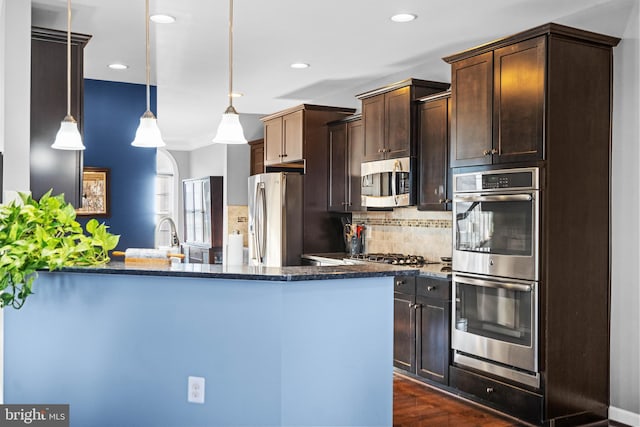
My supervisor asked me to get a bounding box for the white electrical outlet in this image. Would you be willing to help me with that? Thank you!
[188,376,205,404]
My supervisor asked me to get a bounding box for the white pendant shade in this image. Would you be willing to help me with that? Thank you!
[132,111,166,148]
[212,108,247,145]
[52,116,85,150]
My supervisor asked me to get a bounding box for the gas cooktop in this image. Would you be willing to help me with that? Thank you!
[348,253,437,267]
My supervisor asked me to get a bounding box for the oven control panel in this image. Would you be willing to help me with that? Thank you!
[454,167,539,192]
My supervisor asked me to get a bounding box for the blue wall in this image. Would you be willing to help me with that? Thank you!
[81,79,157,250]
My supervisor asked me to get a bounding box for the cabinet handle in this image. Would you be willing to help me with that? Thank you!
[490,148,498,155]
[427,286,436,291]
[439,199,445,204]
[482,149,491,156]
[445,199,452,203]
[414,303,421,310]
[486,387,494,394]
[396,280,405,287]
[378,149,384,153]
[282,153,288,157]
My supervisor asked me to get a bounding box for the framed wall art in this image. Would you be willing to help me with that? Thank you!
[76,167,110,217]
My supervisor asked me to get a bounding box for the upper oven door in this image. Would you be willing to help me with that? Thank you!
[361,157,413,208]
[453,190,539,280]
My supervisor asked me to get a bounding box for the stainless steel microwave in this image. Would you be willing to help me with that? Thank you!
[361,157,415,208]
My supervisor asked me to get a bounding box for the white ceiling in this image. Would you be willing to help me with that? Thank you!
[31,0,633,151]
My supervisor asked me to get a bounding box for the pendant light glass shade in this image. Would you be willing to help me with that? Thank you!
[132,111,166,147]
[52,0,85,151]
[132,0,165,148]
[52,115,85,150]
[213,106,247,144]
[213,0,247,144]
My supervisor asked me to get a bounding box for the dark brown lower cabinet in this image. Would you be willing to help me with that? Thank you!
[394,276,451,386]
[450,366,543,424]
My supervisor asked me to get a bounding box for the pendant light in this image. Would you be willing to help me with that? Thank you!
[132,0,166,148]
[52,0,85,150]
[212,0,247,144]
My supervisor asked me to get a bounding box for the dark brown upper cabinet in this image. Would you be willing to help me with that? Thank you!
[249,138,264,176]
[261,104,354,168]
[446,34,545,167]
[30,27,91,207]
[417,92,451,211]
[357,79,450,162]
[328,115,363,212]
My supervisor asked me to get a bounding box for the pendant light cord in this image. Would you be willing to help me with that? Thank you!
[228,0,233,108]
[66,0,72,117]
[145,0,151,112]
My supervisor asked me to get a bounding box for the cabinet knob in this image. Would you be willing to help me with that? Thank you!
[396,280,405,287]
[486,387,494,394]
[378,149,384,153]
[439,199,445,204]
[413,303,421,310]
[282,154,288,157]
[445,199,452,204]
[490,148,498,155]
[482,149,491,156]
[427,286,436,291]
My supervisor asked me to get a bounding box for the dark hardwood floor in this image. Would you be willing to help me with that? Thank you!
[393,374,522,427]
[393,374,630,427]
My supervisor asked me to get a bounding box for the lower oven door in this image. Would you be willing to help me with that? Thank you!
[452,273,539,387]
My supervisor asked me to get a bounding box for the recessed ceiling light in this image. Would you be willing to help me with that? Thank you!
[230,92,243,98]
[390,13,417,23]
[290,63,310,69]
[108,63,128,70]
[150,14,176,24]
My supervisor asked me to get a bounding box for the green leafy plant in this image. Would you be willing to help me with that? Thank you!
[0,191,120,309]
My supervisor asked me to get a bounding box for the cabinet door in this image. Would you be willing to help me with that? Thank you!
[30,30,87,207]
[183,181,195,243]
[347,119,364,211]
[418,97,449,211]
[450,51,493,167]
[416,296,450,385]
[264,117,283,165]
[362,95,385,161]
[493,36,545,164]
[385,86,411,158]
[327,123,347,211]
[283,110,304,162]
[249,139,264,175]
[394,292,416,372]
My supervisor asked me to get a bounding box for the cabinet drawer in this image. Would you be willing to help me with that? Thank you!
[416,277,450,300]
[393,276,416,295]
[450,365,542,424]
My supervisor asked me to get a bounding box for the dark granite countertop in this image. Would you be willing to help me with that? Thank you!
[302,253,452,279]
[59,261,418,282]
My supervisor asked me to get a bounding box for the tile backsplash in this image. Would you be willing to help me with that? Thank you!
[227,205,249,247]
[352,207,452,262]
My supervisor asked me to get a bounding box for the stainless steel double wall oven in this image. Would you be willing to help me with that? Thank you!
[451,167,540,388]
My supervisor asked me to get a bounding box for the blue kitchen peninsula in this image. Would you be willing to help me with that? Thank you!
[3,262,417,427]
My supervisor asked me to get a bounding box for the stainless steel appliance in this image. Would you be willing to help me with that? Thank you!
[248,172,303,267]
[451,167,541,388]
[452,167,539,281]
[361,157,415,208]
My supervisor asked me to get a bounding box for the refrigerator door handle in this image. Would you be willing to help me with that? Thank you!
[258,184,267,264]
[251,182,261,263]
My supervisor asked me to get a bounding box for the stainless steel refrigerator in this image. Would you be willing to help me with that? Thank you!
[248,172,304,267]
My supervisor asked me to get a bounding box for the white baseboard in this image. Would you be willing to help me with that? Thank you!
[610,406,640,427]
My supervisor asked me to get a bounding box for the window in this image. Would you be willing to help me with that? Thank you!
[155,149,179,247]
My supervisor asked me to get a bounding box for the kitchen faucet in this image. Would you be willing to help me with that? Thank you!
[155,216,180,249]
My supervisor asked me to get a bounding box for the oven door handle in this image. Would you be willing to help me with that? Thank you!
[454,194,533,203]
[455,275,534,293]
